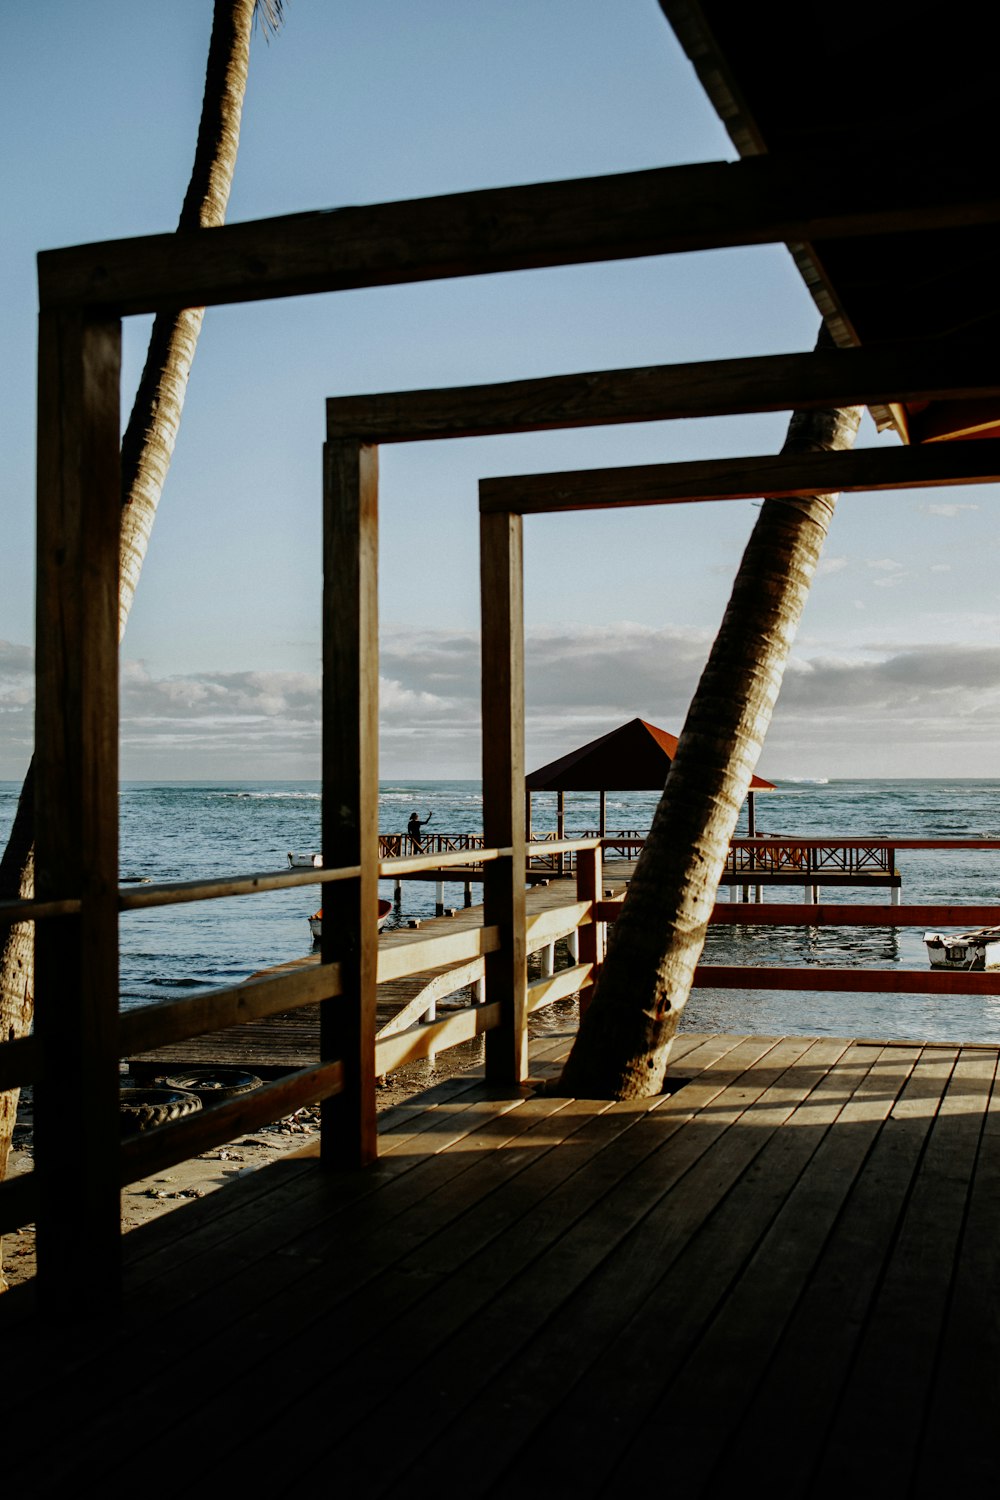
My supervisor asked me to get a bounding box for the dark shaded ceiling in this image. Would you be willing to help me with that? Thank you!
[661,1,1000,443]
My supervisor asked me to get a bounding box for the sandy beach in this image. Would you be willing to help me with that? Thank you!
[1,1047,485,1292]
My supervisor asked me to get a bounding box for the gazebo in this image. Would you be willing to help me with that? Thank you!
[525,716,776,839]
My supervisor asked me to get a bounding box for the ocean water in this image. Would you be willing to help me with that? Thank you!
[2,777,1000,1044]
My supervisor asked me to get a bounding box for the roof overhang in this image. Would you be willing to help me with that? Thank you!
[661,0,1000,444]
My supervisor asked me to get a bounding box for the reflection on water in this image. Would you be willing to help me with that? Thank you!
[702,922,901,968]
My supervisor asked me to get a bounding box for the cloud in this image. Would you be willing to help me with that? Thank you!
[919,502,980,517]
[816,556,848,577]
[5,628,1000,779]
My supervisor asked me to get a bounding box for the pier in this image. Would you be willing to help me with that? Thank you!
[125,864,625,1080]
[7,3,1000,1486]
[381,831,904,914]
[4,1026,998,1490]
[121,835,1000,1084]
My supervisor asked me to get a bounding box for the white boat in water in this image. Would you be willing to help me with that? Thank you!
[924,925,1000,970]
[310,899,393,944]
[288,851,322,868]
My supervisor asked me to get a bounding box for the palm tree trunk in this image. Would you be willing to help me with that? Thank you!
[556,335,862,1100]
[0,0,276,1279]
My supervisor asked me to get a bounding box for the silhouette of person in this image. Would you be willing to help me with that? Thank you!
[408,810,433,846]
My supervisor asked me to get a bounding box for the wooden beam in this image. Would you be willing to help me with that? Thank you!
[0,1174,37,1241]
[575,845,604,1015]
[693,966,1000,994]
[0,1035,38,1093]
[528,963,595,1012]
[33,310,122,1310]
[375,925,502,984]
[707,904,1000,927]
[37,155,1000,316]
[525,901,593,945]
[117,864,362,909]
[375,1002,502,1076]
[119,963,344,1055]
[481,510,528,1083]
[321,440,380,1167]
[328,345,1000,444]
[479,437,1000,515]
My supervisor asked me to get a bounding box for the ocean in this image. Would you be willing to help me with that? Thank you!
[3,777,1000,1045]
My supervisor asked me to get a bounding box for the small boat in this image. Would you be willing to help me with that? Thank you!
[310,898,393,945]
[923,925,1000,970]
[288,851,322,868]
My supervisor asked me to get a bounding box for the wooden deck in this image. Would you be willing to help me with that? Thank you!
[5,1028,998,1493]
[125,867,623,1077]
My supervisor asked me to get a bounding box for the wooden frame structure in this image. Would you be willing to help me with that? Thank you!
[5,151,1000,1309]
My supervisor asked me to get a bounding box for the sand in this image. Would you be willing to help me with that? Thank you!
[1,1045,488,1292]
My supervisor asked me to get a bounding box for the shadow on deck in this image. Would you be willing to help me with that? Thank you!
[3,1027,997,1495]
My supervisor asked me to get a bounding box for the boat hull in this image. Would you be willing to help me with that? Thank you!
[310,899,392,944]
[924,926,1000,970]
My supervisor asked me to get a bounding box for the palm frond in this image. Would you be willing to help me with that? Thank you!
[254,1,286,40]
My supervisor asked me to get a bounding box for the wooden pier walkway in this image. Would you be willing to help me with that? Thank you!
[126,866,628,1079]
[124,846,916,1082]
[5,1027,997,1493]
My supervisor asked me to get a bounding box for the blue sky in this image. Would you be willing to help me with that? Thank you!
[2,0,998,782]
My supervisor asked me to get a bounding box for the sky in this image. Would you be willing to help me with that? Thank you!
[2,0,998,783]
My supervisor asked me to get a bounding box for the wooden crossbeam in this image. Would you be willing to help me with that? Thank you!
[38,154,1000,316]
[118,962,344,1055]
[479,438,1000,514]
[327,345,1000,444]
[693,966,1000,994]
[709,904,1000,927]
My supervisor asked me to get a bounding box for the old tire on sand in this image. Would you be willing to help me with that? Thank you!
[158,1067,262,1103]
[120,1087,202,1135]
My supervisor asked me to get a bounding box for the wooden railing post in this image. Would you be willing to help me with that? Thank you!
[576,842,604,1016]
[321,438,380,1167]
[480,508,527,1082]
[34,310,122,1309]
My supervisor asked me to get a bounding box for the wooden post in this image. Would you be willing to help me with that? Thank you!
[480,508,527,1082]
[576,843,604,1016]
[557,789,565,876]
[34,310,122,1309]
[321,439,379,1167]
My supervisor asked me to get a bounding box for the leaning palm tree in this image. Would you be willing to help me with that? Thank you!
[556,330,862,1099]
[0,0,285,1278]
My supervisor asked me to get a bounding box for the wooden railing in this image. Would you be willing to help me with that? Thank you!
[7,830,1000,1294]
[0,835,607,1258]
[726,837,896,876]
[378,831,485,859]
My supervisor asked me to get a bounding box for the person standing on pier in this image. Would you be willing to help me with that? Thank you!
[408,810,433,849]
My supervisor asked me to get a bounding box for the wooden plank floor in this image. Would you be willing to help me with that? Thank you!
[5,1029,999,1495]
